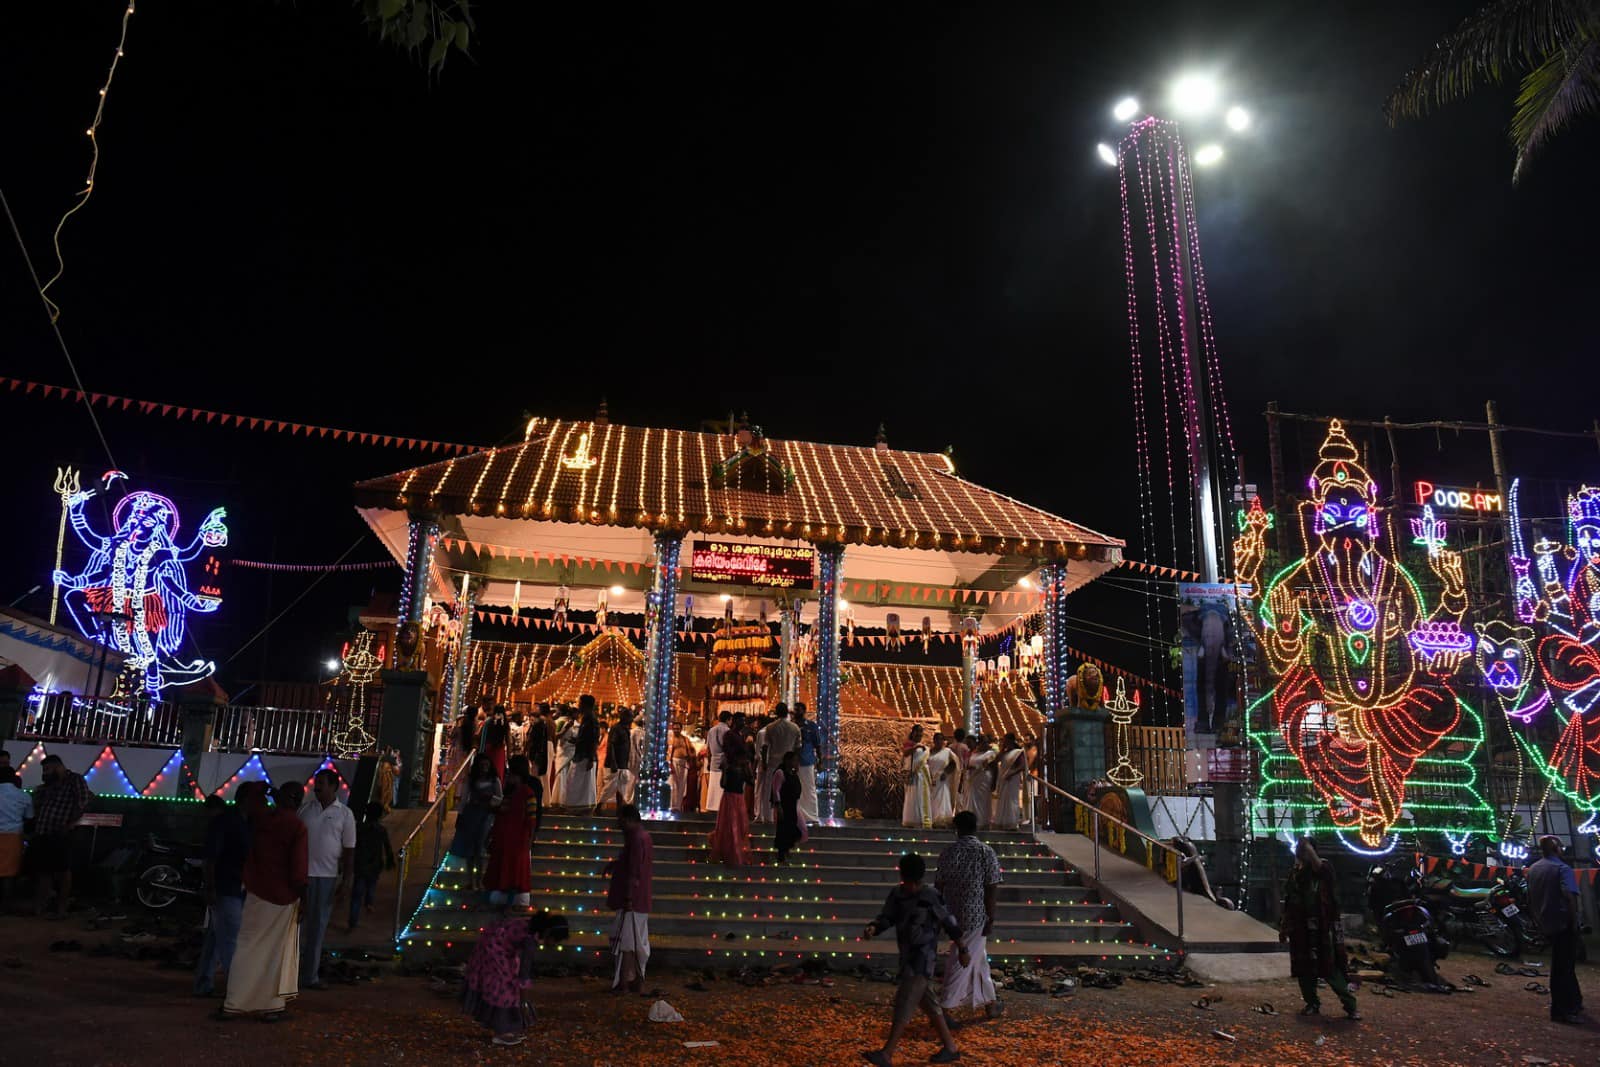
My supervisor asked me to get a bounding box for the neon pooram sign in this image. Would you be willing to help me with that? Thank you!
[1414,481,1503,513]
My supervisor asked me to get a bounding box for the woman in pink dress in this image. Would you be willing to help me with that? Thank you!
[707,713,753,867]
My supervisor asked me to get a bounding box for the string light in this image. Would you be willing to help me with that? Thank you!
[39,1,135,322]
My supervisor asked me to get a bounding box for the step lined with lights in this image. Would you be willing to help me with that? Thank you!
[399,816,1168,968]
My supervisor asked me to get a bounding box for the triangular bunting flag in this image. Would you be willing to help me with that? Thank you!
[83,745,140,797]
[304,756,350,803]
[215,755,274,799]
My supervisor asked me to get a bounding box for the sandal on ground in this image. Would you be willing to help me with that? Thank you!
[1193,997,1213,1010]
[1462,975,1489,988]
[1253,1003,1278,1015]
[1525,983,1550,995]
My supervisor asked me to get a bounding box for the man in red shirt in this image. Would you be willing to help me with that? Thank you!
[222,782,308,1020]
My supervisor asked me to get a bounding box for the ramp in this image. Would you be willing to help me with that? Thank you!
[1035,831,1284,956]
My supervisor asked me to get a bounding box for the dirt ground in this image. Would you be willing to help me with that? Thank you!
[2,908,1597,1066]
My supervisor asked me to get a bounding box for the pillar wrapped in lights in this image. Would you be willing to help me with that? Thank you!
[1040,561,1071,721]
[442,578,482,727]
[639,532,683,815]
[959,616,980,734]
[1039,560,1070,820]
[397,513,439,625]
[779,597,800,708]
[814,543,844,822]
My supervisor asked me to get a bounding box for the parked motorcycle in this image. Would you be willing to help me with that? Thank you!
[1367,860,1450,984]
[1416,868,1522,958]
[134,833,207,910]
[1487,870,1545,953]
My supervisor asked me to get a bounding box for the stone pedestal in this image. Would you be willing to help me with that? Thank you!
[379,669,433,809]
[1051,707,1111,796]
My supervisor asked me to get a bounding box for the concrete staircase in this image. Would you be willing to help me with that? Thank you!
[398,812,1180,970]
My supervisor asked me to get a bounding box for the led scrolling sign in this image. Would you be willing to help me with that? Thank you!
[690,540,815,590]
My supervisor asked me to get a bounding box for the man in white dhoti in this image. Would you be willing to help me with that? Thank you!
[704,711,731,814]
[670,728,694,812]
[794,703,821,823]
[604,804,654,993]
[936,810,1004,1020]
[595,709,637,812]
[223,782,308,1021]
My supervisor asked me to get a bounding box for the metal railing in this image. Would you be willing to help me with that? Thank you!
[17,694,380,757]
[20,692,184,747]
[1030,773,1190,943]
[393,749,477,942]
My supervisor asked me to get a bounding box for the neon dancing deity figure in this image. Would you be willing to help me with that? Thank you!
[1506,485,1600,809]
[1235,421,1470,848]
[54,484,229,694]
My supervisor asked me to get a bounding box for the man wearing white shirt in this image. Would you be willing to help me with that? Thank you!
[704,711,731,814]
[298,769,356,990]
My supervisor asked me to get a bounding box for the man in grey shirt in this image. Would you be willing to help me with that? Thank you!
[1526,835,1583,1023]
[761,704,800,819]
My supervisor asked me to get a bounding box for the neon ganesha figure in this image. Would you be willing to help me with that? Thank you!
[53,483,229,694]
[1234,420,1470,848]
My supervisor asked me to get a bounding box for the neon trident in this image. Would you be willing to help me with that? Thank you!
[49,466,81,625]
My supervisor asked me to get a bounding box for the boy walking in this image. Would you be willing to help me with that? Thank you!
[859,852,968,1066]
[348,802,395,932]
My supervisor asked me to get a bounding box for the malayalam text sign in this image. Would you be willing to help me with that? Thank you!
[690,540,815,590]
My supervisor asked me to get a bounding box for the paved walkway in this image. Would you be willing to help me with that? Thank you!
[1036,831,1284,957]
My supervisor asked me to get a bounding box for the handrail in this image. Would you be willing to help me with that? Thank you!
[1030,773,1186,863]
[1029,771,1189,947]
[392,748,477,941]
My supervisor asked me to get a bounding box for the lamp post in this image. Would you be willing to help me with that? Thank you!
[1095,75,1251,587]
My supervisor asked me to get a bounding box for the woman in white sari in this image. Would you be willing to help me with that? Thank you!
[962,736,998,830]
[925,733,957,827]
[900,725,933,829]
[993,733,1030,830]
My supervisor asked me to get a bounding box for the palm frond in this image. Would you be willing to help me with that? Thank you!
[1384,0,1596,123]
[1512,38,1600,180]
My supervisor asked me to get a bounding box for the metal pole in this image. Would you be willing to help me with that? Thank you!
[1266,401,1286,507]
[392,847,408,942]
[1169,134,1220,584]
[1487,400,1517,601]
[1092,809,1101,882]
[1176,859,1186,943]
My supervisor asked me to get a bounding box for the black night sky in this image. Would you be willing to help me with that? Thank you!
[3,2,1598,693]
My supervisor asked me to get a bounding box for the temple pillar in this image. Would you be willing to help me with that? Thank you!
[815,543,844,822]
[1039,560,1070,826]
[397,513,439,629]
[443,577,483,725]
[959,617,979,734]
[640,532,684,815]
[778,598,800,708]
